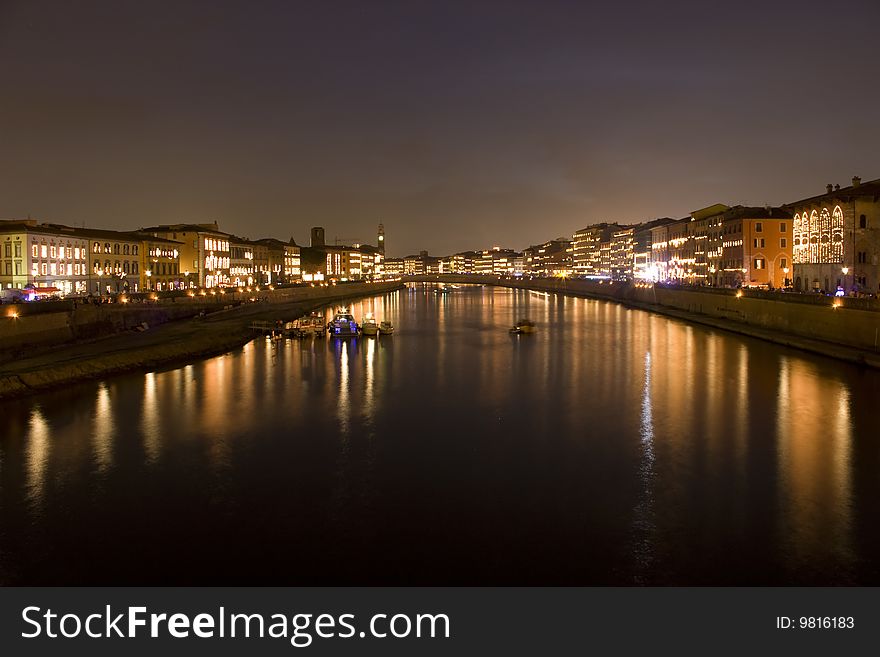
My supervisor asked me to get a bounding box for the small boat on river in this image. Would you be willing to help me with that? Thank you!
[361,313,379,336]
[509,319,536,335]
[379,320,395,335]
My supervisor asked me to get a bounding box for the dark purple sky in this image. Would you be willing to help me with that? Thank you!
[2,0,878,256]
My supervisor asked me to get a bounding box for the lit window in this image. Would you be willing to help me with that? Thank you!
[754,258,765,269]
[755,223,763,233]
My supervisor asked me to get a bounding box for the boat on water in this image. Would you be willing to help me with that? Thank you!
[361,313,379,336]
[509,319,536,335]
[285,312,325,338]
[328,310,359,338]
[379,320,395,335]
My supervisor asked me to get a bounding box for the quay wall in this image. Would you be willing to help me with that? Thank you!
[410,274,880,360]
[0,281,401,353]
[0,281,402,399]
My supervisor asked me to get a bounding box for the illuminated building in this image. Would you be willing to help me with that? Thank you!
[633,218,676,281]
[141,237,182,291]
[716,206,792,288]
[141,222,230,288]
[785,177,880,294]
[229,237,255,286]
[572,223,619,277]
[523,239,573,276]
[284,241,302,281]
[382,258,404,276]
[0,220,90,296]
[451,251,477,274]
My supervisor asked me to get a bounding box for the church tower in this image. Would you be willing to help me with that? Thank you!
[377,222,385,255]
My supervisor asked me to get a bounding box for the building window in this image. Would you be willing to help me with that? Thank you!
[123,244,130,255]
[113,244,120,255]
[860,214,867,229]
[754,258,765,269]
[4,243,10,257]
[133,245,139,255]
[780,257,787,269]
[780,238,786,248]
[755,222,763,233]
[780,222,786,232]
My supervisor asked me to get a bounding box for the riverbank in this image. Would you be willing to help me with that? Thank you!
[0,281,402,400]
[411,274,880,369]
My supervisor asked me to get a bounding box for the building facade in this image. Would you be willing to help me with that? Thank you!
[787,177,880,294]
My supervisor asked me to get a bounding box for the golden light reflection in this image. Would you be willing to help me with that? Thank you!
[338,340,350,434]
[25,406,50,507]
[142,372,161,464]
[364,334,375,417]
[775,357,854,572]
[93,383,114,473]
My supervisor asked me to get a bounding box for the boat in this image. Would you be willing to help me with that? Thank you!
[509,319,536,335]
[329,309,359,338]
[285,312,325,338]
[361,313,379,336]
[379,320,395,335]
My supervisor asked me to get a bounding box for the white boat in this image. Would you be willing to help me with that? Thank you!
[329,310,359,338]
[379,320,394,335]
[361,313,379,336]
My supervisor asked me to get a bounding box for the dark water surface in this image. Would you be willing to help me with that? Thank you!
[2,284,879,585]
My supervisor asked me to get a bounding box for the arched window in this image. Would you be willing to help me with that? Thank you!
[819,208,831,262]
[123,244,129,255]
[808,210,819,263]
[104,242,111,253]
[133,245,139,255]
[831,206,844,262]
[123,262,130,274]
[113,243,120,255]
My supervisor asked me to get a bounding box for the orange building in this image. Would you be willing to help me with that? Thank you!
[716,206,793,288]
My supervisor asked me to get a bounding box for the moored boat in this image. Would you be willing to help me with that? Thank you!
[329,310,359,338]
[361,313,379,336]
[379,320,394,335]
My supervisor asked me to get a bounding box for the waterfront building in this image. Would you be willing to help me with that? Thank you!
[0,220,90,296]
[382,258,404,276]
[609,228,634,281]
[523,239,573,277]
[229,237,255,286]
[403,254,425,275]
[141,222,231,288]
[716,206,792,288]
[284,240,302,281]
[451,251,477,274]
[141,235,182,291]
[633,218,676,281]
[253,238,287,284]
[786,177,880,294]
[572,223,619,277]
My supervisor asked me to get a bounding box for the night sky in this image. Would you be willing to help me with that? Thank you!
[2,0,878,256]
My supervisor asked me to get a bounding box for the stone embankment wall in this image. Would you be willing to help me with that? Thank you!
[0,281,402,399]
[0,281,400,353]
[410,274,880,356]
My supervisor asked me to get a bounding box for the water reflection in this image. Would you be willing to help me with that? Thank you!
[0,285,877,584]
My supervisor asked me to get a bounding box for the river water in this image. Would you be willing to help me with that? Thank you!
[1,284,879,585]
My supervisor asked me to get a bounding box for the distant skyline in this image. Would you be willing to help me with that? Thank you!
[2,0,879,256]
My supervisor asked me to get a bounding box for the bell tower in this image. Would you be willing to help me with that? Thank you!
[377,223,385,255]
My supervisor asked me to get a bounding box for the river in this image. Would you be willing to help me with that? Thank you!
[1,283,878,584]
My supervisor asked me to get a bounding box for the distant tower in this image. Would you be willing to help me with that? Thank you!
[310,226,325,247]
[377,222,385,255]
